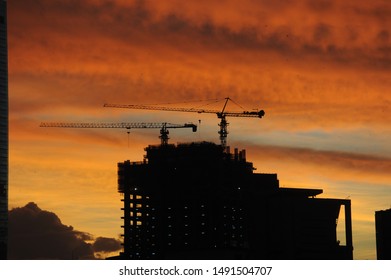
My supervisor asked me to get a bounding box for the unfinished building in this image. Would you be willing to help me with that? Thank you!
[115,142,353,260]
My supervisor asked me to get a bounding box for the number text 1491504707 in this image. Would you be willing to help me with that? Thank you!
[212,266,272,276]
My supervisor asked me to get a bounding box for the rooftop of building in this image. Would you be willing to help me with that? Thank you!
[118,141,326,198]
[376,208,391,214]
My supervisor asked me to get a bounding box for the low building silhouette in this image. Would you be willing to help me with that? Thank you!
[375,208,391,260]
[114,142,353,259]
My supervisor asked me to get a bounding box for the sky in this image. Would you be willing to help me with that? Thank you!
[7,0,391,259]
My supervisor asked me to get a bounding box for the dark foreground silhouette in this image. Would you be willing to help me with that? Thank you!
[111,142,353,260]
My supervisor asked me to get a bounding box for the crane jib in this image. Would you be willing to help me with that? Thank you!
[220,110,265,118]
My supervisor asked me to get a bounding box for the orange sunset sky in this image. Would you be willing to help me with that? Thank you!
[7,0,391,259]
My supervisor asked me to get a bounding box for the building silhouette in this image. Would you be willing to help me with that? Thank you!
[0,0,8,260]
[114,142,353,260]
[375,208,391,260]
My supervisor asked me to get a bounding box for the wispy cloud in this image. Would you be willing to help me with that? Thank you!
[246,143,391,181]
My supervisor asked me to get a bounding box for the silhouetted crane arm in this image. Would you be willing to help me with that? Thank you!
[103,103,212,113]
[221,111,265,118]
[40,122,196,130]
[40,122,197,145]
[103,103,265,118]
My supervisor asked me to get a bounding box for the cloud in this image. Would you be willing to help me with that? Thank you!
[8,0,391,122]
[7,1,391,160]
[93,237,122,253]
[245,143,391,184]
[9,0,391,76]
[8,202,121,259]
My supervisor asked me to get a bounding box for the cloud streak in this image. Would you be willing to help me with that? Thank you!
[248,144,391,178]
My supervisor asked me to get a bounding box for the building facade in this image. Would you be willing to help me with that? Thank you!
[375,208,391,260]
[0,0,8,260]
[115,142,353,260]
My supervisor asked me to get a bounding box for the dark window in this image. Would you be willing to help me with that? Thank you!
[0,17,4,24]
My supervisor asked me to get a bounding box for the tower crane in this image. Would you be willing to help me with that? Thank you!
[39,122,197,146]
[103,97,265,147]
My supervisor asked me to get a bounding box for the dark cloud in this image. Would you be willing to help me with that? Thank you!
[8,202,121,259]
[313,23,332,42]
[306,0,334,11]
[93,237,122,253]
[9,0,391,67]
[369,5,391,23]
[377,30,390,43]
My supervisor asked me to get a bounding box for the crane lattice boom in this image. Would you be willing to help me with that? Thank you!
[40,122,197,145]
[103,104,264,118]
[40,122,196,130]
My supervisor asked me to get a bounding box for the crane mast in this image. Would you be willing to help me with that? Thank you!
[104,97,265,147]
[40,122,197,146]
